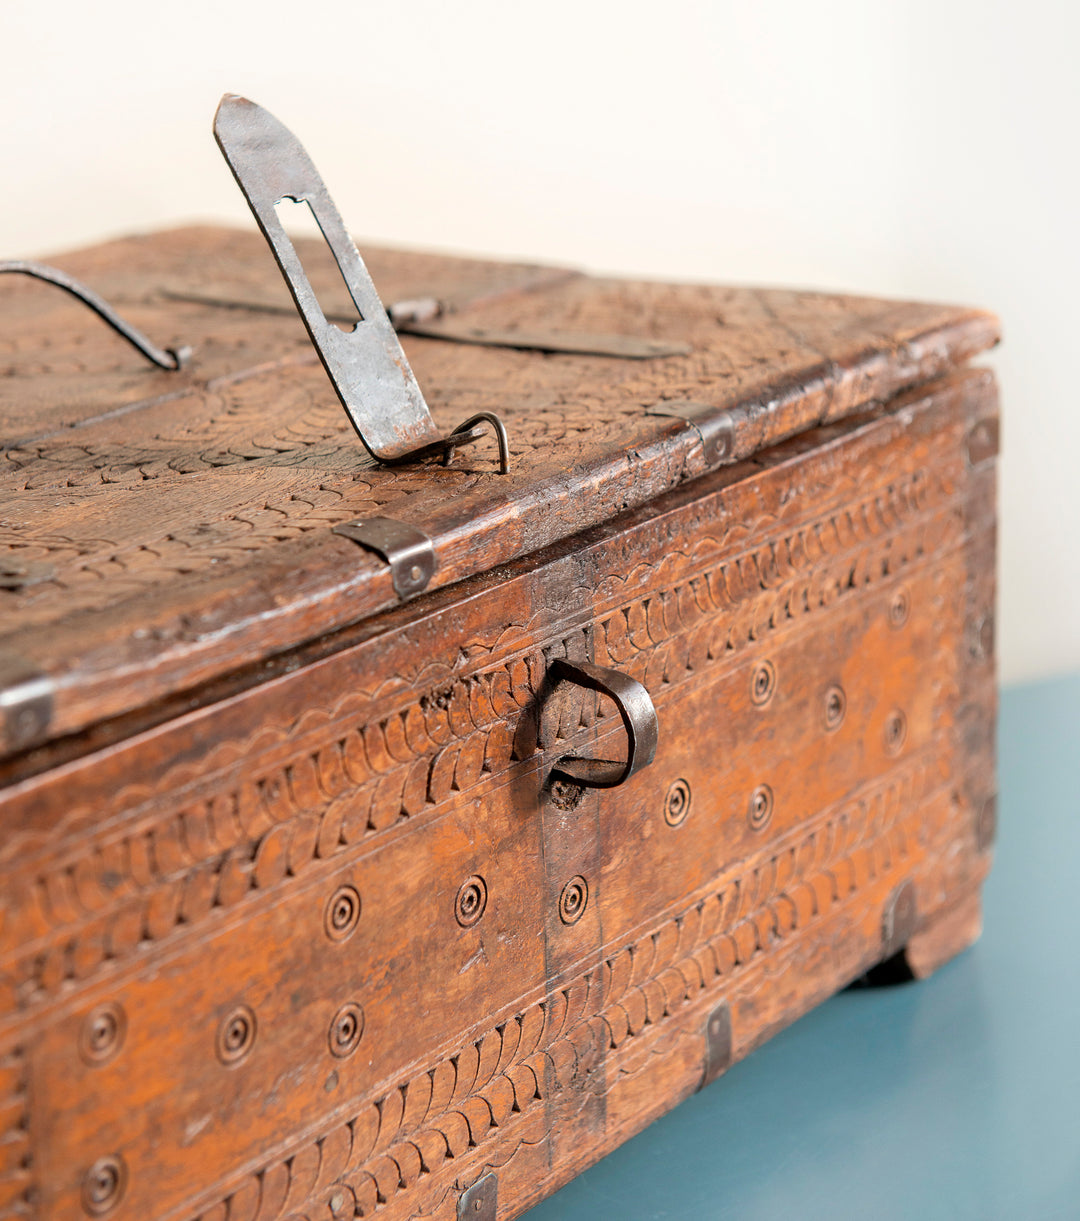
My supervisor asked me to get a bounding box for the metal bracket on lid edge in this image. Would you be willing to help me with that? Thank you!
[332,517,436,601]
[646,400,739,465]
[0,651,54,753]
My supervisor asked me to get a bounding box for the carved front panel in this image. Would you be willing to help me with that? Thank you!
[0,371,996,1220]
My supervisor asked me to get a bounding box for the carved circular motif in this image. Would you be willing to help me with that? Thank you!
[328,1002,365,1059]
[216,1004,257,1065]
[664,779,692,827]
[559,875,589,925]
[824,685,846,732]
[324,884,362,942]
[81,1155,127,1215]
[455,876,488,927]
[884,709,908,755]
[747,784,774,832]
[79,1002,126,1066]
[750,660,776,707]
[888,586,911,629]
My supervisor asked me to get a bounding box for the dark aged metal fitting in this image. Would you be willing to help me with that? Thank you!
[700,1002,733,1090]
[216,1004,257,1065]
[0,260,191,370]
[81,1155,127,1215]
[888,585,911,629]
[664,778,692,827]
[458,1173,498,1221]
[883,709,907,755]
[975,795,998,852]
[439,411,510,475]
[965,416,1000,467]
[0,651,54,754]
[824,684,846,731]
[214,95,510,471]
[748,783,774,832]
[969,613,995,661]
[455,875,488,928]
[750,659,776,706]
[328,1002,365,1059]
[882,880,917,958]
[332,517,436,601]
[324,884,362,942]
[546,658,658,789]
[403,318,690,360]
[559,875,589,925]
[79,1002,126,1066]
[164,288,690,360]
[645,400,739,465]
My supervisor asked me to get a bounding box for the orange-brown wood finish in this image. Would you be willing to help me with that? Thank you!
[0,230,998,1221]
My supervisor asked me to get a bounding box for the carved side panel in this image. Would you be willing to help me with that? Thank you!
[0,371,997,1220]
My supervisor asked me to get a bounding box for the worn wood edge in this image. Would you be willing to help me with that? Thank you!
[0,367,999,775]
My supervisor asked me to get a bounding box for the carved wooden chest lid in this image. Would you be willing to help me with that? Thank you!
[0,224,998,764]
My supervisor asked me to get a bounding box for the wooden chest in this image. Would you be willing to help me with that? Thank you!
[0,224,998,1221]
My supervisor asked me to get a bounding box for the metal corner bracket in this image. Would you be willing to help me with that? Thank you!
[458,1173,497,1221]
[700,1001,733,1089]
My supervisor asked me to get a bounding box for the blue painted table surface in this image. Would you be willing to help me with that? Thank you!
[523,675,1080,1220]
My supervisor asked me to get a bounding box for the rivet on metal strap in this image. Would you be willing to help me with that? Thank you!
[646,400,738,465]
[332,517,436,601]
[882,880,917,958]
[0,651,54,752]
[458,1172,497,1221]
[965,416,1000,467]
[700,1001,733,1090]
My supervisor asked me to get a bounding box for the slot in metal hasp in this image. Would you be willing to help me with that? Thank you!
[215,94,506,470]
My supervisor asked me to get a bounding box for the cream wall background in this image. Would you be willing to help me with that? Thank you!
[2,0,1076,685]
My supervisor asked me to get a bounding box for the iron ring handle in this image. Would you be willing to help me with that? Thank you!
[547,658,659,790]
